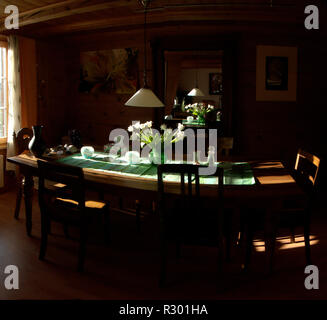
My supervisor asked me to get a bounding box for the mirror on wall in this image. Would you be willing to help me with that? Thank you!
[164,50,223,123]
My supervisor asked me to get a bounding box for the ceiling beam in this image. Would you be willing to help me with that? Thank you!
[0,0,135,32]
[19,5,302,38]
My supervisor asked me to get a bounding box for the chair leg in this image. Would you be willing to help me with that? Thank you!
[264,209,278,275]
[224,212,232,262]
[63,223,69,238]
[135,200,141,233]
[175,208,182,260]
[23,174,34,236]
[159,239,167,288]
[216,211,226,291]
[243,223,253,272]
[77,222,87,272]
[265,231,276,275]
[14,182,23,220]
[159,211,167,288]
[104,204,111,245]
[152,200,156,215]
[304,209,311,265]
[290,226,296,243]
[216,235,225,290]
[237,208,246,247]
[39,215,49,260]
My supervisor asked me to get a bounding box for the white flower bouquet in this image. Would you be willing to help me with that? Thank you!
[184,103,215,122]
[128,121,185,163]
[128,121,185,148]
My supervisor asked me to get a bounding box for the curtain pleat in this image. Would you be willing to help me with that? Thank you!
[6,35,22,171]
[19,37,37,128]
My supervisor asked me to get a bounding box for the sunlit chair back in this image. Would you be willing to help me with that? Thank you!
[14,128,33,155]
[294,149,320,193]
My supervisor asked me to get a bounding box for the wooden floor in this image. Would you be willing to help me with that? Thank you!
[0,187,326,300]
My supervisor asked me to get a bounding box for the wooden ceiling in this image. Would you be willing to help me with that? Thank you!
[0,0,321,38]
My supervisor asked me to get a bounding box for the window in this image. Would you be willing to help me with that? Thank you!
[0,41,8,142]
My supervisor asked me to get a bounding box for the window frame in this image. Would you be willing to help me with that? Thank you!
[0,40,8,144]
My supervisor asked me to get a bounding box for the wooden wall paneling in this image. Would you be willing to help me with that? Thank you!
[36,40,71,146]
[32,21,327,166]
[234,31,327,163]
[61,38,157,146]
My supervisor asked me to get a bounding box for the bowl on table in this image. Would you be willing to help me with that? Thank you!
[81,146,95,159]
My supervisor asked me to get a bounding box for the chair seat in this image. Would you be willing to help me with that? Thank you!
[46,181,67,190]
[55,197,107,210]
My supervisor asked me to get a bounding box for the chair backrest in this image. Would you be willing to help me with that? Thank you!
[217,137,234,156]
[158,164,200,199]
[294,149,320,190]
[157,163,224,218]
[37,160,85,213]
[14,128,33,155]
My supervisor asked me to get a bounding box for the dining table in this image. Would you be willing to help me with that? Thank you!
[7,151,306,224]
[7,151,306,271]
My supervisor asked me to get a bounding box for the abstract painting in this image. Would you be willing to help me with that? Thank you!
[79,48,139,94]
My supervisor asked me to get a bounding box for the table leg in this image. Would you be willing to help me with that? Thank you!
[23,174,34,236]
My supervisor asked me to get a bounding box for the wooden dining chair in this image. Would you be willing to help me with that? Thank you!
[217,137,234,157]
[280,149,320,260]
[37,160,110,272]
[157,164,224,287]
[13,128,33,219]
[243,149,321,273]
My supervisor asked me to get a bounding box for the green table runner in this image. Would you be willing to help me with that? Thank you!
[56,152,255,185]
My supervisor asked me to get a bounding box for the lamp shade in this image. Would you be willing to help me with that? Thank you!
[125,88,164,107]
[187,87,205,97]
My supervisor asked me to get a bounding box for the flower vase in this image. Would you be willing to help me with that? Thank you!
[149,143,167,164]
[197,114,206,124]
[28,125,46,157]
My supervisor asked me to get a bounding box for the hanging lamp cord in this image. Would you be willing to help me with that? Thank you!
[143,0,149,88]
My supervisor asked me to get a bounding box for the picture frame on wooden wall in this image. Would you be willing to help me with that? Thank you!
[256,45,297,101]
[78,48,139,95]
[209,73,223,95]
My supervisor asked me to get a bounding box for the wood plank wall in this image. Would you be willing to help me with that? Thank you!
[35,23,327,169]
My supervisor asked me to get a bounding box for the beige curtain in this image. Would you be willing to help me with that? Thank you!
[6,35,22,171]
[20,37,37,128]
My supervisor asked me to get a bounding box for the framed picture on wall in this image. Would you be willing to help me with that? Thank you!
[79,48,139,95]
[209,73,223,95]
[256,45,297,101]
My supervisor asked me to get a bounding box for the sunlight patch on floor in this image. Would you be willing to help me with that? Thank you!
[253,235,319,252]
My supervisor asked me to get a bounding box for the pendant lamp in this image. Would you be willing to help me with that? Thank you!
[125,0,164,107]
[187,54,204,97]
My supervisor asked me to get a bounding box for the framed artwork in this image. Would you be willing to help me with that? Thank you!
[256,45,297,101]
[209,73,223,95]
[79,48,139,95]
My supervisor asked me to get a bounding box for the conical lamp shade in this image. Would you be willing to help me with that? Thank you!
[125,88,164,107]
[187,87,205,97]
